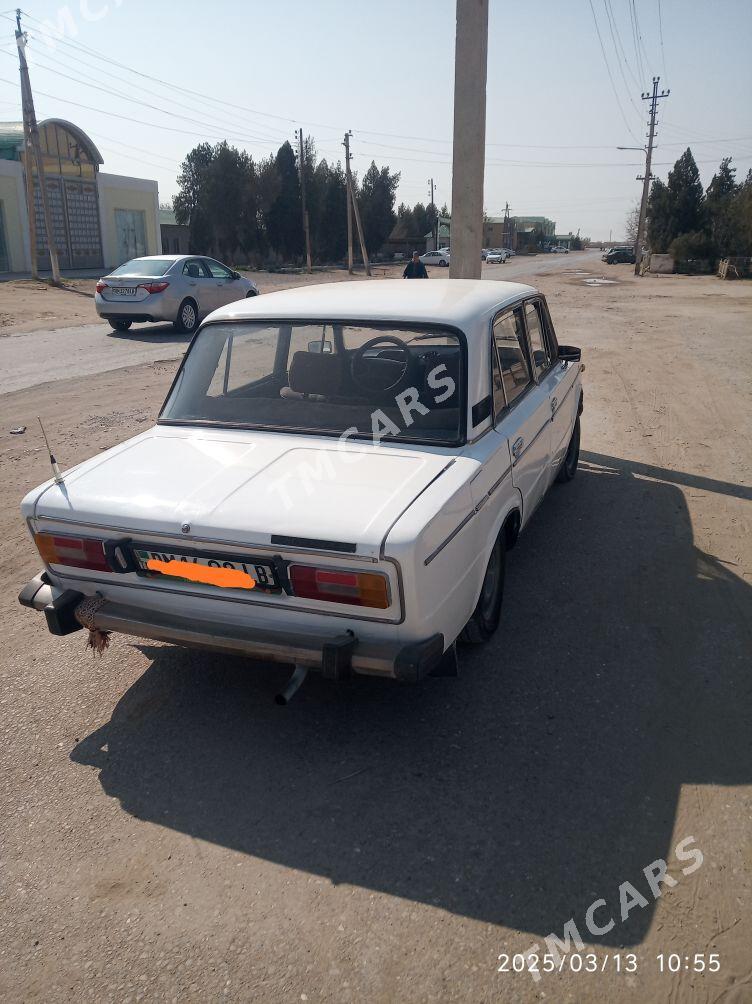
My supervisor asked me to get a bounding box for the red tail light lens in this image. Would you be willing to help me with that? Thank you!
[34,532,110,572]
[95,280,107,293]
[139,281,169,294]
[289,565,390,608]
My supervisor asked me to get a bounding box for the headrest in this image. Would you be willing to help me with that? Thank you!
[288,351,344,397]
[186,262,201,278]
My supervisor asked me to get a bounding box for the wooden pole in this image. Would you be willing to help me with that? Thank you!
[344,131,371,277]
[15,12,61,285]
[343,131,354,274]
[297,128,312,273]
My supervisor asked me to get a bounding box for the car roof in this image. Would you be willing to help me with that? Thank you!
[207,279,538,332]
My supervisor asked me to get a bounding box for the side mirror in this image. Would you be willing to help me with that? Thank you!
[230,270,241,280]
[558,345,581,363]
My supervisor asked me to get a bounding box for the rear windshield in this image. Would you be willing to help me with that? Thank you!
[110,258,173,277]
[160,321,464,445]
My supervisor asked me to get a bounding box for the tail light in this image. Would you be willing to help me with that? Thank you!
[34,532,110,572]
[95,280,107,293]
[139,281,169,294]
[289,564,390,609]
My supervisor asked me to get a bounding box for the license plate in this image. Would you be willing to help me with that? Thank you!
[133,547,279,591]
[111,286,137,297]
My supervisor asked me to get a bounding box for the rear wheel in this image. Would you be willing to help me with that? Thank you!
[439,258,448,267]
[109,319,132,332]
[174,298,198,334]
[246,289,258,297]
[556,416,581,483]
[459,535,505,645]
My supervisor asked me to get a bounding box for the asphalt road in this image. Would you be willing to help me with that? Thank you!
[0,252,604,394]
[2,256,749,1003]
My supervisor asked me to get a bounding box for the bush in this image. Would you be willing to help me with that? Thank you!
[669,230,717,264]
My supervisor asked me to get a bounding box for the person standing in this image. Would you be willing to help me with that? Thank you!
[403,251,428,278]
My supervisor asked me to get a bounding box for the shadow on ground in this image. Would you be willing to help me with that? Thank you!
[104,322,194,344]
[72,451,752,945]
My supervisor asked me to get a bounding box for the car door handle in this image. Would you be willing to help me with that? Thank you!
[512,436,524,459]
[188,281,197,286]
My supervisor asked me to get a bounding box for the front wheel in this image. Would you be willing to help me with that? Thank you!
[459,535,505,645]
[174,298,198,334]
[556,415,580,483]
[109,319,132,332]
[439,259,448,267]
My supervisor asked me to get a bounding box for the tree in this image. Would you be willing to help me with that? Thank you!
[317,162,348,262]
[706,157,739,255]
[647,177,671,251]
[732,168,752,255]
[174,142,214,252]
[266,141,303,260]
[624,201,640,245]
[358,161,400,254]
[647,149,706,253]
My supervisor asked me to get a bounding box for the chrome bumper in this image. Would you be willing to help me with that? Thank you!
[19,573,446,682]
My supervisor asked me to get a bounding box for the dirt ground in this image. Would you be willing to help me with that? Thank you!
[1,257,750,1003]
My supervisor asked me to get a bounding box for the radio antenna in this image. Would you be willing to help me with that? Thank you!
[37,416,63,483]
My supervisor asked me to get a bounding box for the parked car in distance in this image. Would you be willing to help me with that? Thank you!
[419,250,450,267]
[19,280,583,692]
[602,247,636,264]
[550,246,569,254]
[485,249,509,264]
[502,248,515,257]
[95,254,259,334]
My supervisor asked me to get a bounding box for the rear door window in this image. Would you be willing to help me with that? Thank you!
[493,307,531,409]
[524,301,552,379]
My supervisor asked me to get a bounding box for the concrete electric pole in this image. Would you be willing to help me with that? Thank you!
[449,0,489,279]
[343,131,371,277]
[15,9,61,284]
[634,76,669,276]
[429,177,438,249]
[296,128,313,273]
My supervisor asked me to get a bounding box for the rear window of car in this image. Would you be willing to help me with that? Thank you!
[110,259,173,277]
[160,321,464,446]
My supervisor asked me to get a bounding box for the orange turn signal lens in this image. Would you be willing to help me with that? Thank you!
[289,565,390,608]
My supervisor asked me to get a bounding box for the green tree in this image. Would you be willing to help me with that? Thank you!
[266,141,303,260]
[647,177,672,252]
[173,142,214,252]
[733,168,752,255]
[318,162,348,262]
[358,161,400,254]
[706,157,738,255]
[647,149,706,252]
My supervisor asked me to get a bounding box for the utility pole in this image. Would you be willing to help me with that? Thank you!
[343,131,371,277]
[429,177,438,249]
[15,10,61,285]
[296,128,312,273]
[343,131,354,273]
[502,200,511,249]
[449,0,489,278]
[634,75,669,276]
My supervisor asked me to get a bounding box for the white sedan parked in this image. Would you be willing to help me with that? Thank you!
[485,249,509,264]
[19,280,582,696]
[419,249,450,267]
[95,254,259,334]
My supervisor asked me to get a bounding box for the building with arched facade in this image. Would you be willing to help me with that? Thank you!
[0,118,159,274]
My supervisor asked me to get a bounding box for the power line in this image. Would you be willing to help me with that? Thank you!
[588,0,642,144]
[657,0,668,80]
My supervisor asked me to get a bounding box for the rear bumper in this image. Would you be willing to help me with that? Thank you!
[19,573,445,683]
[95,293,175,323]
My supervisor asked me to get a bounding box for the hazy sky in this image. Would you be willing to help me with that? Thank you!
[1,0,750,240]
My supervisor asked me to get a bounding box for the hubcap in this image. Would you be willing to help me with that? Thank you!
[182,304,196,328]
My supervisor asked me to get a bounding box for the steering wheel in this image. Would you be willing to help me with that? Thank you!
[351,335,411,394]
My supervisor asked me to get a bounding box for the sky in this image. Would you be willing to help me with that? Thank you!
[0,0,750,241]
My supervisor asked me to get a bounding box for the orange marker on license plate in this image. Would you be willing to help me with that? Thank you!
[145,558,256,590]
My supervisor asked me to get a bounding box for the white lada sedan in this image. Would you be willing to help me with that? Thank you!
[19,280,582,696]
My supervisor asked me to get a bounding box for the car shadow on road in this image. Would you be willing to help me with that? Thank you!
[71,451,752,946]
[105,323,192,344]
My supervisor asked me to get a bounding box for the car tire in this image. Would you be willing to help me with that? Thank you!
[246,289,258,297]
[174,298,198,334]
[459,534,505,645]
[556,416,581,483]
[109,319,132,332]
[439,259,448,267]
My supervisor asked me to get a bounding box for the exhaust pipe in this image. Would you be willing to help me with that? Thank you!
[275,664,309,706]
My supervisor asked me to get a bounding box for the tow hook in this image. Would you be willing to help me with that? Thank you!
[275,664,309,706]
